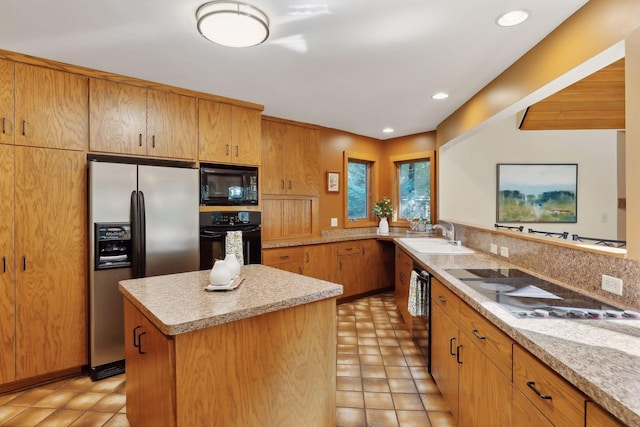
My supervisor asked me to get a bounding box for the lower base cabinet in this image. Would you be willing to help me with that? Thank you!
[431,277,627,426]
[263,239,393,300]
[124,296,337,426]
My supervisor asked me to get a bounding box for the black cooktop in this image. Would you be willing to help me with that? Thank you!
[445,268,639,320]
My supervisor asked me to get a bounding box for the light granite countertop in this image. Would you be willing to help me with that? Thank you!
[395,240,640,427]
[261,230,423,249]
[118,264,343,336]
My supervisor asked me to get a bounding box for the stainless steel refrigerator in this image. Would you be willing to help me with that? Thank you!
[88,159,199,380]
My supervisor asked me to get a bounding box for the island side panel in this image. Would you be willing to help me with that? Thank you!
[174,297,337,427]
[123,299,177,427]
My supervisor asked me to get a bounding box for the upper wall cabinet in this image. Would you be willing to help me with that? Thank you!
[0,59,14,145]
[261,120,320,196]
[90,78,197,160]
[15,64,88,151]
[198,99,261,166]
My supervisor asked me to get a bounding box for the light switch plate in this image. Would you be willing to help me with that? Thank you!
[500,246,509,258]
[490,243,498,254]
[330,217,338,227]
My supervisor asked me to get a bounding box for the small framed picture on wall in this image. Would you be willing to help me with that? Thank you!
[327,171,340,192]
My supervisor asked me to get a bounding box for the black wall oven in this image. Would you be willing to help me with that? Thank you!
[200,163,258,206]
[199,211,261,269]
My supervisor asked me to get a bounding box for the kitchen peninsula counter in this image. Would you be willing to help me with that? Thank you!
[118,264,343,427]
[396,240,640,426]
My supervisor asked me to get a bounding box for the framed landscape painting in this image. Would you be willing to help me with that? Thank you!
[496,164,577,223]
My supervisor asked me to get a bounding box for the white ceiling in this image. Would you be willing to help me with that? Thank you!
[0,0,588,139]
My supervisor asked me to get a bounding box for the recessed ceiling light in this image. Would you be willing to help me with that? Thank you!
[432,92,449,100]
[382,127,394,134]
[496,9,529,27]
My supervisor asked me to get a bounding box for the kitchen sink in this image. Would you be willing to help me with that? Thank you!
[397,238,474,254]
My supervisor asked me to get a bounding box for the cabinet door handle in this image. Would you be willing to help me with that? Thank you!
[133,326,142,348]
[399,272,404,285]
[235,145,239,157]
[449,337,456,356]
[281,180,285,190]
[437,295,446,304]
[226,144,230,156]
[22,256,26,271]
[151,135,156,148]
[21,120,26,136]
[1,117,5,134]
[305,253,309,263]
[456,344,463,364]
[2,256,6,273]
[279,255,289,260]
[137,331,147,354]
[471,329,486,340]
[526,381,552,400]
[288,180,292,190]
[138,133,143,147]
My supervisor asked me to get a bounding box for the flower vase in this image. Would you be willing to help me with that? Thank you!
[378,217,389,235]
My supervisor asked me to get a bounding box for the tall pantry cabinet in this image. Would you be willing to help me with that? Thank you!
[0,58,87,385]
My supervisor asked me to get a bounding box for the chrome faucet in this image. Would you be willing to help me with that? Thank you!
[433,222,456,243]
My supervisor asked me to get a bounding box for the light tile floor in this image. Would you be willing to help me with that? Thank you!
[336,292,454,427]
[0,291,453,426]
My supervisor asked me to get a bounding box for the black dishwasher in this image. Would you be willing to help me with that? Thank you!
[411,266,431,372]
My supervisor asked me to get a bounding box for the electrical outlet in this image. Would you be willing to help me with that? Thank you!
[330,217,338,227]
[490,243,498,254]
[602,274,623,296]
[500,246,509,258]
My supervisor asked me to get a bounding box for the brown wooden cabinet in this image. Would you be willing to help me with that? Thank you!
[262,198,315,240]
[336,241,366,298]
[430,281,460,422]
[458,303,512,426]
[124,294,336,426]
[262,247,304,274]
[124,299,176,426]
[395,247,413,331]
[0,59,14,145]
[431,277,514,425]
[586,402,624,426]
[513,344,586,427]
[0,144,15,384]
[89,78,197,160]
[6,147,87,381]
[198,100,261,165]
[513,386,554,427]
[15,63,88,151]
[303,243,337,282]
[261,119,320,196]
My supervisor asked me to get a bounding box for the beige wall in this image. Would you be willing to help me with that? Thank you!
[318,128,435,232]
[436,0,640,260]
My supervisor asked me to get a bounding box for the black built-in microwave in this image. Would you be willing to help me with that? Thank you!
[200,163,258,206]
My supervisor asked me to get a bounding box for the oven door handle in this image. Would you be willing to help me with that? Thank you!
[200,231,226,238]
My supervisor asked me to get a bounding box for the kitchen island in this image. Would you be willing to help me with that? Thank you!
[118,264,343,427]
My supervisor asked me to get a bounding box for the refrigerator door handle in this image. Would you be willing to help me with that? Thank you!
[138,191,146,278]
[130,190,141,278]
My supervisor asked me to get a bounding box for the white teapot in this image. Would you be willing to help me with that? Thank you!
[224,253,241,278]
[209,259,232,285]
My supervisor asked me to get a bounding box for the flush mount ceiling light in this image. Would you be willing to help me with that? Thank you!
[496,9,530,27]
[196,1,270,48]
[432,92,449,100]
[382,127,394,134]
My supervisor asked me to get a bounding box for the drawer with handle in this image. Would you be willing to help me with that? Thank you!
[262,247,303,265]
[513,344,586,427]
[459,302,513,380]
[431,278,460,324]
